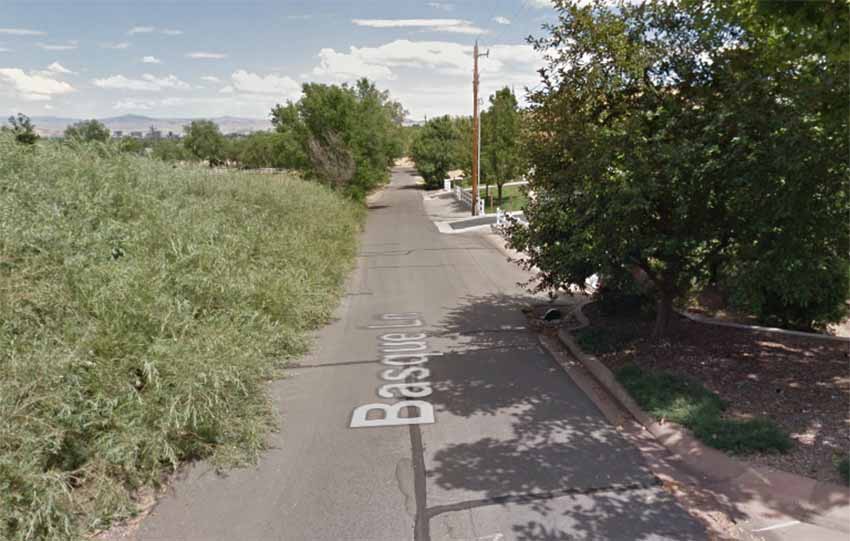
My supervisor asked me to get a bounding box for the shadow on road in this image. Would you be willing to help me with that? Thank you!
[423,293,713,540]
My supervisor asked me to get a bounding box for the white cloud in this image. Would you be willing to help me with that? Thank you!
[0,68,75,101]
[186,51,227,59]
[46,62,73,74]
[230,70,299,96]
[37,42,77,51]
[352,19,487,35]
[308,39,543,119]
[427,2,454,11]
[313,48,395,81]
[142,56,161,64]
[93,73,191,91]
[0,28,46,36]
[128,26,182,36]
[112,95,277,117]
[101,42,131,49]
[219,85,234,94]
[524,0,552,7]
[201,75,221,83]
[44,103,54,110]
[311,40,540,80]
[0,48,10,53]
[493,16,511,25]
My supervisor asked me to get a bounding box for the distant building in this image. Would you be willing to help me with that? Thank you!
[112,130,123,138]
[130,131,143,139]
[146,126,162,140]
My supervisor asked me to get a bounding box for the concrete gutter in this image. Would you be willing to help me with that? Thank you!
[557,301,850,536]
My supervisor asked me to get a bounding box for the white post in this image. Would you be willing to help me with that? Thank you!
[444,178,452,192]
[477,198,485,216]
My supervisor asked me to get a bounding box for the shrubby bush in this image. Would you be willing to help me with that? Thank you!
[0,135,363,539]
[271,78,405,200]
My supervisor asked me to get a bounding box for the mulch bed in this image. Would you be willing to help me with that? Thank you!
[580,303,850,485]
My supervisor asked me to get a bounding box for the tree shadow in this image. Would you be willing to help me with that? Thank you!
[422,294,711,540]
[584,303,850,485]
[422,293,849,539]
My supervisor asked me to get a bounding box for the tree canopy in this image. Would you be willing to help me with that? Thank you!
[507,0,849,335]
[410,116,462,189]
[6,114,38,145]
[183,120,226,166]
[481,87,524,205]
[271,79,405,199]
[64,119,110,143]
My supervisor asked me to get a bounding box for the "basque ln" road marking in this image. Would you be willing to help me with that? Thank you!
[350,313,438,428]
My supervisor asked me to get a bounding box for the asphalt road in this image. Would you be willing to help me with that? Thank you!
[137,168,707,541]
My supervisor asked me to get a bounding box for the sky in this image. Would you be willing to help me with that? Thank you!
[0,0,557,121]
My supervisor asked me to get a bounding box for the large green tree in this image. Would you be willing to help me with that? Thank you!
[481,87,524,206]
[183,120,226,166]
[271,79,405,199]
[508,0,849,336]
[713,0,850,329]
[64,119,110,142]
[410,116,461,189]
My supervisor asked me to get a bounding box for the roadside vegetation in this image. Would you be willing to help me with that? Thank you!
[573,301,848,484]
[480,184,527,213]
[506,0,849,337]
[41,78,406,203]
[617,365,792,454]
[0,135,364,539]
[410,86,524,207]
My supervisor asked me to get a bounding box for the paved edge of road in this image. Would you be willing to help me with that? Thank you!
[556,300,850,535]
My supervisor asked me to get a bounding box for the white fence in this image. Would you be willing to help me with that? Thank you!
[450,180,531,217]
[453,186,485,215]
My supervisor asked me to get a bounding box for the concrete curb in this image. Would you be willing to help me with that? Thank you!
[558,301,850,535]
[677,310,850,344]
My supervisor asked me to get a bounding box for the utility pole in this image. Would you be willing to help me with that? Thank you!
[471,40,488,216]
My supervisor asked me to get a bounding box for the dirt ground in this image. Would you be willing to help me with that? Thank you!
[581,303,850,485]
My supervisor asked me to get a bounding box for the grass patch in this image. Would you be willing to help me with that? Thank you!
[481,184,528,213]
[574,325,640,354]
[617,365,792,455]
[0,136,364,539]
[838,457,850,485]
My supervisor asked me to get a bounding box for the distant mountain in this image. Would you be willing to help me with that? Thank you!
[29,115,272,137]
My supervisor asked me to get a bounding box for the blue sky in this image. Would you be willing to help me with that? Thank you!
[0,0,556,120]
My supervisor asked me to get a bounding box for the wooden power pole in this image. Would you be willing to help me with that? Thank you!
[471,40,488,216]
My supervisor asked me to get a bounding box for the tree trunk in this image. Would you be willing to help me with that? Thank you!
[497,183,503,207]
[653,292,674,339]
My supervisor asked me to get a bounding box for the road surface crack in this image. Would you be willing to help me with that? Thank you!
[424,478,663,520]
